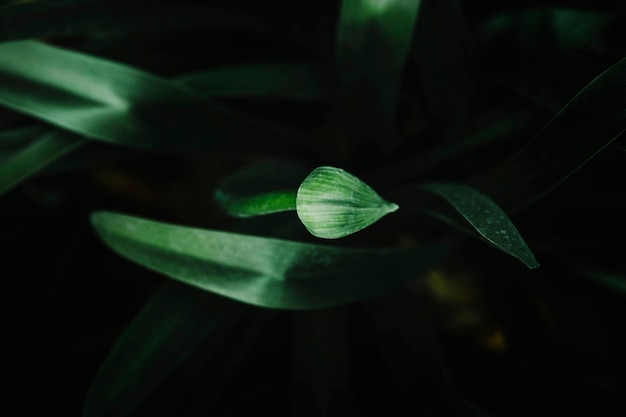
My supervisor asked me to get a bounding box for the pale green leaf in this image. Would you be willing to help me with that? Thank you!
[296,166,398,239]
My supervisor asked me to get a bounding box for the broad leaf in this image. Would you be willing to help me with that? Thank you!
[418,183,539,268]
[215,161,307,218]
[0,40,311,152]
[91,211,451,309]
[0,129,82,196]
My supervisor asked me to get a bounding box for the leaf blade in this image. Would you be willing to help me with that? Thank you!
[420,183,539,269]
[0,40,311,152]
[0,129,82,196]
[91,211,451,310]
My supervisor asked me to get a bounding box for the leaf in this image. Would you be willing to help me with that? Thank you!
[0,129,82,196]
[0,40,311,152]
[577,268,626,295]
[467,56,626,214]
[411,0,472,139]
[91,211,451,310]
[83,283,234,417]
[180,61,331,99]
[215,161,307,218]
[296,166,399,239]
[0,124,47,150]
[418,183,539,269]
[337,0,422,150]
[0,1,268,42]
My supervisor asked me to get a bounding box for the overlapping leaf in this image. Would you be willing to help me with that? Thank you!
[468,56,626,214]
[0,40,310,151]
[83,284,220,417]
[337,0,421,149]
[91,211,451,309]
[215,161,307,218]
[0,129,82,196]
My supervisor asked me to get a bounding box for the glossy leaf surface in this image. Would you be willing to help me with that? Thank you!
[91,211,450,309]
[0,40,308,151]
[420,183,539,269]
[215,161,307,218]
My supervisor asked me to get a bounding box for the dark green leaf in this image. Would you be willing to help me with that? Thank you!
[215,161,307,218]
[0,1,268,42]
[418,183,539,269]
[337,0,421,149]
[0,129,82,196]
[83,283,223,417]
[578,268,626,294]
[0,40,312,152]
[467,56,626,214]
[180,61,331,99]
[91,211,451,309]
[412,0,472,138]
[0,124,47,150]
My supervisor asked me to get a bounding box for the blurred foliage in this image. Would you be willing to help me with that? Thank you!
[1,0,626,416]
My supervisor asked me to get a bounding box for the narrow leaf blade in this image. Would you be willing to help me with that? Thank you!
[420,183,539,268]
[83,284,222,417]
[0,129,82,196]
[0,41,310,151]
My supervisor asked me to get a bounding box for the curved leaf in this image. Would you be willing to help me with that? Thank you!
[337,0,422,149]
[0,40,311,152]
[180,61,332,99]
[91,211,451,310]
[0,129,82,196]
[0,1,268,42]
[296,166,398,239]
[467,56,626,214]
[419,183,539,268]
[83,284,219,417]
[215,161,307,218]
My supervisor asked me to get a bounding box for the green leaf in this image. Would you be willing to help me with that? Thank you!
[0,1,268,42]
[296,166,399,239]
[0,124,47,150]
[418,183,539,269]
[0,40,311,152]
[180,61,331,99]
[83,283,246,417]
[337,0,422,148]
[91,211,450,309]
[215,161,307,218]
[0,129,82,196]
[577,268,626,295]
[468,56,626,214]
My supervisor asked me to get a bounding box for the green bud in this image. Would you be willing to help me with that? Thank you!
[296,166,399,239]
